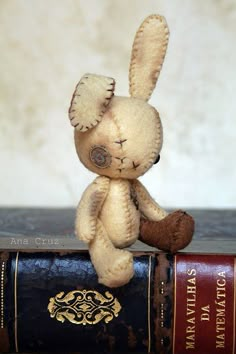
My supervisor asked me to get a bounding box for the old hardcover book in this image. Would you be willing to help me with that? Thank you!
[0,208,235,354]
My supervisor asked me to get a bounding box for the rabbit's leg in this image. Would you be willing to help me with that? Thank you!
[89,219,134,288]
[140,211,194,253]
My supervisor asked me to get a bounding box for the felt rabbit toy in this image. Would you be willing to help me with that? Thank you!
[69,15,194,288]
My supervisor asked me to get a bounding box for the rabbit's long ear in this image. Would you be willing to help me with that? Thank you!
[129,15,169,101]
[69,74,115,132]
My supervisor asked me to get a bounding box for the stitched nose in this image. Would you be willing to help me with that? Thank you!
[154,155,160,164]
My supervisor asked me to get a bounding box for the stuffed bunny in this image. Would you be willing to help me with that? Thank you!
[68,15,194,288]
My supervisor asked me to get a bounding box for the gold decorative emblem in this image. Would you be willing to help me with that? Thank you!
[47,290,122,325]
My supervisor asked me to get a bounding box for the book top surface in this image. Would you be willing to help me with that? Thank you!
[0,208,235,253]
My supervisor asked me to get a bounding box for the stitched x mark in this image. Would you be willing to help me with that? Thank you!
[115,157,126,163]
[114,139,127,147]
[132,162,140,170]
[117,168,125,173]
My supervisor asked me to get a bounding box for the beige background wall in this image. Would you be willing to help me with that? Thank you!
[0,0,235,208]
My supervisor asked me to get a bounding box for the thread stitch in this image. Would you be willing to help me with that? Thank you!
[110,111,127,176]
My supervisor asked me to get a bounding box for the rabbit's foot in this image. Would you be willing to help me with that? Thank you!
[139,210,194,253]
[89,220,134,287]
[98,250,134,288]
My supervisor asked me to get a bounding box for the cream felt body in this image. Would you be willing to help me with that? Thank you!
[76,176,166,288]
[69,14,171,288]
[76,176,136,287]
[100,179,140,248]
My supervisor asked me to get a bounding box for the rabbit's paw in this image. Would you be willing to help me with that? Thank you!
[98,251,134,288]
[139,210,194,253]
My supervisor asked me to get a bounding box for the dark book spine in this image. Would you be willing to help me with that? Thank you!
[0,251,235,354]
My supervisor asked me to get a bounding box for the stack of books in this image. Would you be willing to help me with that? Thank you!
[0,208,235,354]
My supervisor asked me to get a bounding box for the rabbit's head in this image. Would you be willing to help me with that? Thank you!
[69,15,169,179]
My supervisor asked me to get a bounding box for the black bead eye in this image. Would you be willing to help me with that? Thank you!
[154,154,160,164]
[90,145,112,168]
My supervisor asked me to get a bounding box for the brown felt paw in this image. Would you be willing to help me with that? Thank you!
[139,210,194,253]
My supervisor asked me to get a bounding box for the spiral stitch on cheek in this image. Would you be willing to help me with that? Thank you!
[90,146,111,168]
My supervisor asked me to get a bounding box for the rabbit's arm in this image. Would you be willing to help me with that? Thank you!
[75,176,110,243]
[132,180,168,221]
